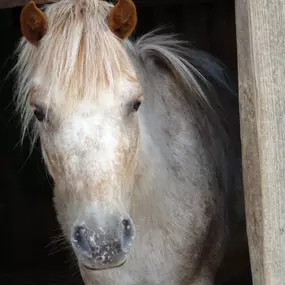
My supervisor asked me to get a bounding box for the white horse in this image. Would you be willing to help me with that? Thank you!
[14,0,245,284]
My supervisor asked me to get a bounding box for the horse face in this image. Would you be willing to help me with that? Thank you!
[33,76,141,269]
[18,0,140,271]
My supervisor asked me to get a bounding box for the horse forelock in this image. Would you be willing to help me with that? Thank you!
[14,0,230,151]
[14,0,137,145]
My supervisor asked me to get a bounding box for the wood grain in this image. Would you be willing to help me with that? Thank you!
[0,0,212,9]
[235,1,285,284]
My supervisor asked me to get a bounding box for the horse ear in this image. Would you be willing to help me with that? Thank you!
[107,0,137,39]
[20,1,48,45]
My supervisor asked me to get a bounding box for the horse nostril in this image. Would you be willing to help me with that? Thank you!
[72,226,92,255]
[122,218,135,241]
[122,219,132,230]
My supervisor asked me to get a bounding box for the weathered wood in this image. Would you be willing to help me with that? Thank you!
[0,0,55,9]
[0,0,212,9]
[235,1,285,284]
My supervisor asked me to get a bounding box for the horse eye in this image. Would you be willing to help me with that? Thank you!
[33,105,46,122]
[132,100,141,112]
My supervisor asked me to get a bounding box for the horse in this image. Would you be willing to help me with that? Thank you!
[13,0,245,284]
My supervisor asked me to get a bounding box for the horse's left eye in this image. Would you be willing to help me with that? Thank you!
[33,105,46,122]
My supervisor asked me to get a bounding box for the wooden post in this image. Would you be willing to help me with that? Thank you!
[235,1,285,284]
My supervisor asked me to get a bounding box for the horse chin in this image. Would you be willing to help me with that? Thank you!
[81,258,127,271]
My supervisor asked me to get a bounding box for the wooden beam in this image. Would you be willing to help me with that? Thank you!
[0,0,212,9]
[0,0,55,9]
[134,0,212,6]
[235,1,285,285]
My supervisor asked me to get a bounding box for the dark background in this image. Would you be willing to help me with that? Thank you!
[0,0,251,284]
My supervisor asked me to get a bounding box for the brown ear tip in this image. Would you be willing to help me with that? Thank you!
[108,0,137,40]
[20,1,36,14]
[20,0,48,45]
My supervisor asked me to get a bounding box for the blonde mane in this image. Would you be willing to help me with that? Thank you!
[14,0,136,144]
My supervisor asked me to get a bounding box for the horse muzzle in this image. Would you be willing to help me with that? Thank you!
[71,208,135,270]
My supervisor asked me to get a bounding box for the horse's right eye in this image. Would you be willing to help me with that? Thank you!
[132,100,141,112]
[33,105,46,122]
